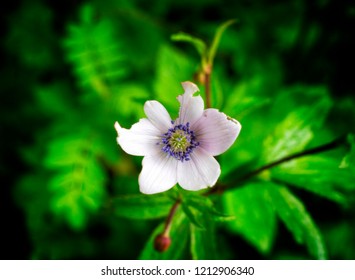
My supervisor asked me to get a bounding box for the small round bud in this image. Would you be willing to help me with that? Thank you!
[154,233,171,252]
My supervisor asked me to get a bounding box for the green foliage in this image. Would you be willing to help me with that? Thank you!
[182,195,233,222]
[153,45,196,115]
[171,32,207,58]
[34,83,75,118]
[109,84,148,119]
[223,183,276,254]
[139,209,190,260]
[223,181,327,259]
[271,153,355,204]
[182,195,228,259]
[63,4,126,97]
[190,216,217,260]
[181,202,205,229]
[263,85,332,163]
[208,19,237,66]
[222,78,272,121]
[259,88,352,205]
[6,0,355,261]
[171,19,236,69]
[267,183,327,260]
[112,193,174,220]
[45,133,106,230]
[341,134,355,171]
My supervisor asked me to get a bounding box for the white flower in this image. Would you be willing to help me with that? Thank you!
[114,82,241,194]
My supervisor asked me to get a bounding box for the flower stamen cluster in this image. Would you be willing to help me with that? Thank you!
[160,121,199,162]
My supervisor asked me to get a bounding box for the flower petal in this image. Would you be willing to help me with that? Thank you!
[144,100,172,131]
[177,147,220,191]
[115,120,161,156]
[139,153,178,194]
[192,109,241,156]
[176,81,204,126]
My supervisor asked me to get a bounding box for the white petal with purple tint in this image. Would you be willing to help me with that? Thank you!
[176,81,204,126]
[192,109,241,156]
[177,147,220,190]
[144,100,172,131]
[115,120,161,156]
[139,152,178,194]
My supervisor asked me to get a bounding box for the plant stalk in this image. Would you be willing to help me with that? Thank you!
[163,199,181,236]
[207,135,347,195]
[204,65,212,108]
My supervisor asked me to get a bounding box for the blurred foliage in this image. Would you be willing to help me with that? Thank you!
[2,0,355,260]
[63,5,127,98]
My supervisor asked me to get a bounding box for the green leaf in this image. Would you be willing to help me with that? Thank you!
[180,195,221,259]
[223,77,271,120]
[45,133,106,230]
[263,110,313,163]
[181,202,205,229]
[267,182,327,259]
[212,212,236,222]
[171,32,206,57]
[34,83,75,117]
[190,216,217,260]
[208,19,237,65]
[184,194,213,209]
[154,45,196,115]
[223,182,276,254]
[271,154,355,204]
[262,86,332,166]
[63,4,126,97]
[139,209,189,260]
[44,135,88,168]
[112,194,174,220]
[340,134,355,170]
[182,194,234,227]
[110,83,149,119]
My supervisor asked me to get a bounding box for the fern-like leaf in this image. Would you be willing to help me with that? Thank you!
[44,133,107,230]
[63,4,127,97]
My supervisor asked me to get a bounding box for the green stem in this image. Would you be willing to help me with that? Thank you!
[208,19,237,67]
[207,135,347,195]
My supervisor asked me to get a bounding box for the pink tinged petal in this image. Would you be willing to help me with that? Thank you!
[114,120,161,156]
[192,109,242,156]
[144,101,172,131]
[177,147,221,191]
[177,81,204,126]
[139,153,178,194]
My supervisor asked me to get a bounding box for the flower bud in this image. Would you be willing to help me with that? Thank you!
[154,233,171,252]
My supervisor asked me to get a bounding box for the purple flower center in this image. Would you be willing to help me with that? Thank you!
[160,121,199,162]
